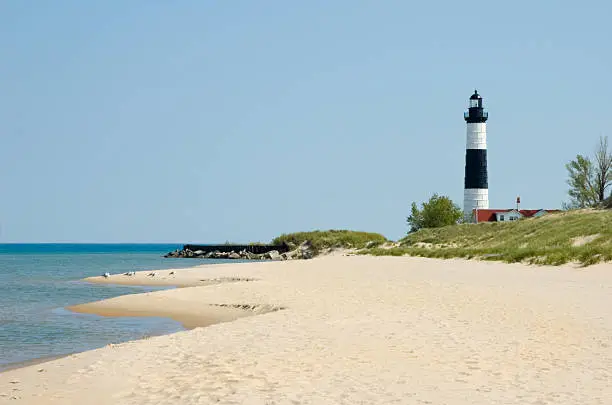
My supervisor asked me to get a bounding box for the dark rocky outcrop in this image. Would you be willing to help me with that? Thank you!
[164,241,314,261]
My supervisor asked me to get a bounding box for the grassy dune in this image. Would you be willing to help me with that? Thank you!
[365,209,612,266]
[272,230,387,255]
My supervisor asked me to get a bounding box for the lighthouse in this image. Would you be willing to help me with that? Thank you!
[463,90,489,221]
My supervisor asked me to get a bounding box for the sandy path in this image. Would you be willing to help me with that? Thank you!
[1,256,611,404]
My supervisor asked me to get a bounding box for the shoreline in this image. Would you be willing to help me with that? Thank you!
[81,264,258,288]
[1,260,282,375]
[2,256,611,404]
[69,264,273,329]
[0,354,70,374]
[66,289,278,330]
[0,262,257,375]
[66,262,278,329]
[0,260,279,375]
[0,254,596,376]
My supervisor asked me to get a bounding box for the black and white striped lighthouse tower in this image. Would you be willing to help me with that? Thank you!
[463,90,489,221]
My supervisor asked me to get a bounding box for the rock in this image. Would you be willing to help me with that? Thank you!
[194,250,204,256]
[301,250,314,260]
[299,241,314,259]
[267,250,282,261]
[228,252,241,259]
[281,250,295,260]
[164,249,180,258]
[271,241,315,261]
[207,251,226,259]
[365,240,378,249]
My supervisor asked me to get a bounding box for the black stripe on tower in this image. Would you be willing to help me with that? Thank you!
[464,149,488,189]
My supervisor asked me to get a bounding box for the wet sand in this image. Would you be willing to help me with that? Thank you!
[0,355,70,374]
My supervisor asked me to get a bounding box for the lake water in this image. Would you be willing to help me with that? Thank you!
[0,244,228,371]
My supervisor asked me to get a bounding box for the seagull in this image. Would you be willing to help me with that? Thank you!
[124,271,136,276]
[147,272,156,277]
[169,271,175,275]
[103,272,111,278]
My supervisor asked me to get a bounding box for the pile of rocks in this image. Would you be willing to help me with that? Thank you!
[279,241,315,260]
[164,242,314,261]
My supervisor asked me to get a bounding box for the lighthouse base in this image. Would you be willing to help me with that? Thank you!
[464,188,489,222]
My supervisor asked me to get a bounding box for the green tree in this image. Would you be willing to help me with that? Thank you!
[565,154,598,209]
[407,202,423,232]
[407,194,463,233]
[565,136,612,209]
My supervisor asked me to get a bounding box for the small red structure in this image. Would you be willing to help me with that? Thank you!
[472,208,562,224]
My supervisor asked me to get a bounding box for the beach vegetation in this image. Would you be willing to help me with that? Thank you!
[364,209,612,266]
[272,230,387,255]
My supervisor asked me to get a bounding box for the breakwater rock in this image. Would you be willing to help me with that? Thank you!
[164,242,314,261]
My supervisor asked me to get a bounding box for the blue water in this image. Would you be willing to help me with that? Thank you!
[0,244,228,370]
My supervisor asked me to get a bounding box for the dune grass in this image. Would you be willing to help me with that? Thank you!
[272,230,387,255]
[364,209,612,266]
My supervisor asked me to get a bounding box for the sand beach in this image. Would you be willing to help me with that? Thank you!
[1,255,611,404]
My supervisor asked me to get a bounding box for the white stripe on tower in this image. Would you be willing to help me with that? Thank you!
[463,90,489,222]
[466,122,487,150]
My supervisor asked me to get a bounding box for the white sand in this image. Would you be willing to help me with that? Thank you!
[1,256,612,404]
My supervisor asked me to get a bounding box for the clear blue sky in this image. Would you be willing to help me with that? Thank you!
[1,1,610,243]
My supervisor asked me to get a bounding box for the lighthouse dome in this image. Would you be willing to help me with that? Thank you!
[470,90,482,100]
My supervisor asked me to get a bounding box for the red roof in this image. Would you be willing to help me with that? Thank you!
[474,209,508,223]
[517,209,541,217]
[473,209,562,223]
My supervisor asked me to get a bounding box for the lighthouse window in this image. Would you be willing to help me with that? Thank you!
[470,99,479,108]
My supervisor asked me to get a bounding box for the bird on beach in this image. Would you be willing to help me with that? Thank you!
[102,272,111,278]
[147,272,156,277]
[123,271,136,276]
[169,271,175,275]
